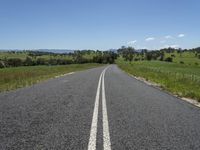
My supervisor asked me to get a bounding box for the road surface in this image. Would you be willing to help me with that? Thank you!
[0,65,200,150]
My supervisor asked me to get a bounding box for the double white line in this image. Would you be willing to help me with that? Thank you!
[88,67,111,150]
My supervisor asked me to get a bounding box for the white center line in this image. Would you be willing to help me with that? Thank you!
[88,66,111,150]
[102,68,112,150]
[88,69,104,150]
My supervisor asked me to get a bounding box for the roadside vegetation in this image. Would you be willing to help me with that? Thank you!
[0,50,117,68]
[0,63,104,92]
[1,46,200,102]
[0,50,118,92]
[117,46,200,102]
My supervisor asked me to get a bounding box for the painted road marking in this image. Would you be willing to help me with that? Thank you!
[102,68,111,150]
[88,69,104,150]
[88,67,111,150]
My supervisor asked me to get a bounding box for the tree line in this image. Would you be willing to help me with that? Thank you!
[1,46,200,68]
[118,46,200,63]
[0,50,117,68]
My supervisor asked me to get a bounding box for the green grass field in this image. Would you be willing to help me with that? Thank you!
[0,51,97,61]
[165,51,200,65]
[0,51,73,60]
[0,63,104,92]
[0,52,28,60]
[117,58,200,102]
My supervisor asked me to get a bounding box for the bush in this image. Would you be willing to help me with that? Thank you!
[159,55,164,61]
[93,55,103,63]
[164,57,173,62]
[92,51,117,64]
[146,53,152,61]
[23,57,34,66]
[180,61,184,64]
[48,59,57,65]
[0,61,6,68]
[64,59,73,64]
[36,58,46,65]
[171,54,176,57]
[195,62,199,66]
[7,58,23,67]
[56,59,73,65]
[134,58,140,61]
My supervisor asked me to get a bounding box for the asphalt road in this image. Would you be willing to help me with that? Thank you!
[0,65,200,150]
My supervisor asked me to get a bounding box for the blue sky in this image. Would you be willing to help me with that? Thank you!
[0,0,200,50]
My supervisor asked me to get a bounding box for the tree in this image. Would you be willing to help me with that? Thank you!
[7,58,23,67]
[118,46,135,62]
[24,57,34,66]
[177,48,183,57]
[102,51,118,64]
[92,51,117,64]
[48,58,57,65]
[73,51,85,63]
[159,51,165,61]
[165,57,173,62]
[36,58,46,65]
[0,60,6,68]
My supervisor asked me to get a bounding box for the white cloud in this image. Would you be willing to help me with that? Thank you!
[178,34,185,38]
[165,35,173,39]
[127,40,137,45]
[145,37,155,41]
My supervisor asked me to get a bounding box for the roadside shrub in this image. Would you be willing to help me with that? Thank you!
[75,57,89,64]
[48,59,57,65]
[146,53,152,61]
[64,59,73,64]
[159,55,164,61]
[23,57,34,66]
[56,59,73,65]
[0,61,6,68]
[93,55,103,63]
[195,62,199,66]
[164,57,173,62]
[7,58,23,67]
[171,54,176,57]
[134,58,140,61]
[180,61,184,64]
[36,58,46,65]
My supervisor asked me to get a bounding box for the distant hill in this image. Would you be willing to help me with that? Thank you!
[37,49,75,53]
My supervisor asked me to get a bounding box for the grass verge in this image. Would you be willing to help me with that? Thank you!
[117,59,200,102]
[0,63,104,92]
